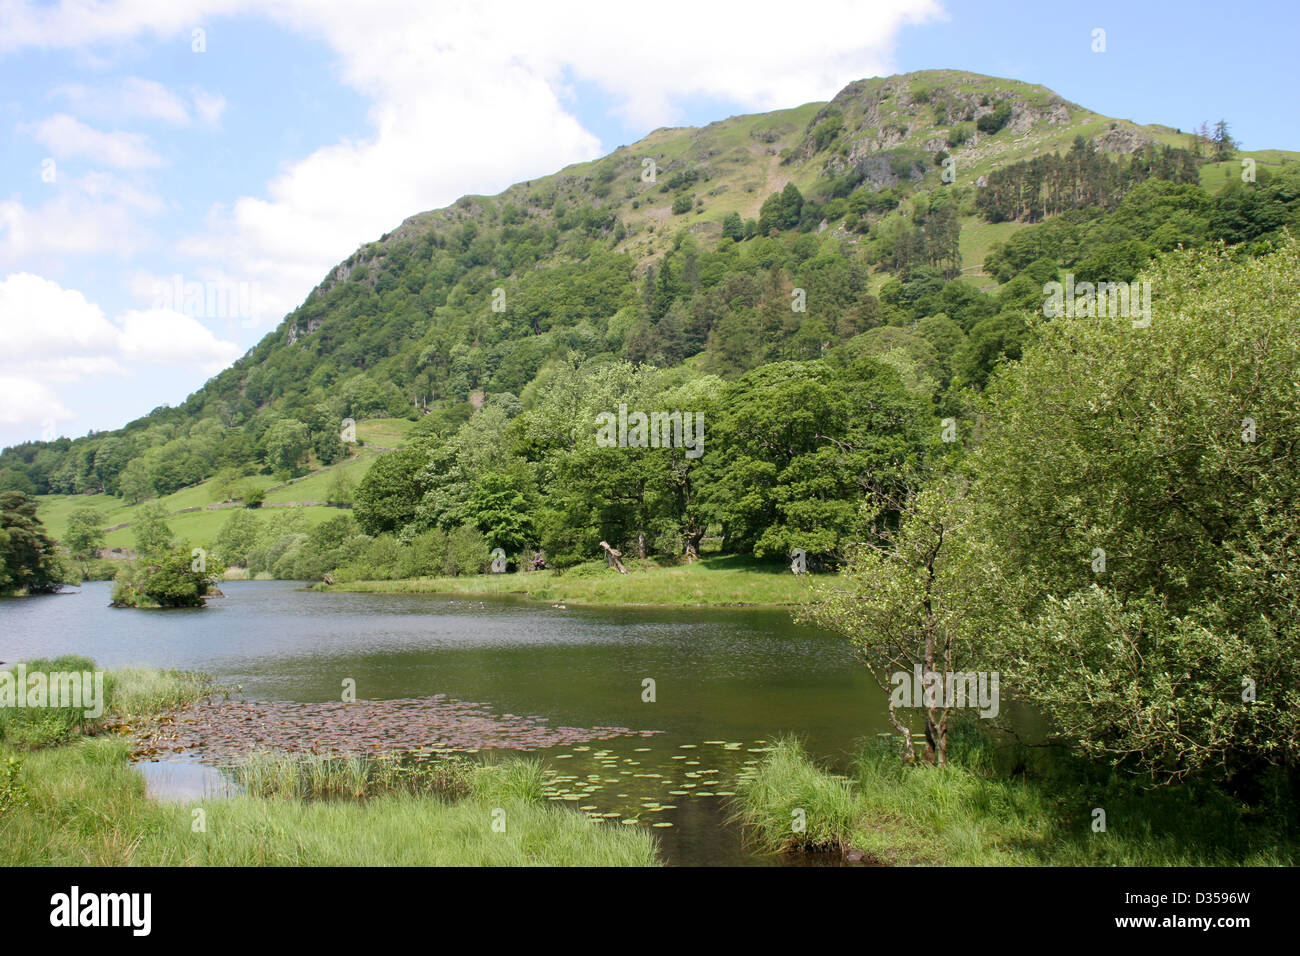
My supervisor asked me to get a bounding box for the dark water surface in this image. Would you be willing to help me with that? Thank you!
[1,580,890,865]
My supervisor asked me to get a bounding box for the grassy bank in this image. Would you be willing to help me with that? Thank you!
[327,554,816,607]
[0,660,658,866]
[733,736,1298,866]
[0,656,214,749]
[3,738,657,866]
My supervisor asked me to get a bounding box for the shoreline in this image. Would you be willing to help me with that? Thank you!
[318,562,815,608]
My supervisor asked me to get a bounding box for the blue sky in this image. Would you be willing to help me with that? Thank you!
[1,0,1294,449]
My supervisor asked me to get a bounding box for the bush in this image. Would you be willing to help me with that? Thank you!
[443,524,490,576]
[110,547,225,608]
[972,240,1300,786]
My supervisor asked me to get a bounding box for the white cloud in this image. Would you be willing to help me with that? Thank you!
[191,88,226,127]
[0,171,163,260]
[50,77,183,124]
[0,375,73,429]
[24,113,164,168]
[0,273,240,432]
[0,272,122,365]
[48,77,226,127]
[118,307,242,372]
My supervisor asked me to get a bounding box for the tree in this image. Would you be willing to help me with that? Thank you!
[721,212,744,241]
[63,508,106,578]
[758,183,804,234]
[116,458,155,504]
[111,545,225,608]
[264,419,311,476]
[443,523,491,575]
[353,447,427,535]
[465,468,535,553]
[213,508,263,568]
[799,483,993,765]
[0,492,68,595]
[209,466,248,503]
[131,502,173,557]
[1212,119,1236,161]
[699,357,925,560]
[326,469,356,506]
[970,239,1300,786]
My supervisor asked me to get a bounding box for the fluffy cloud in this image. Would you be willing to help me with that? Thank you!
[0,272,240,431]
[0,376,72,430]
[117,307,242,372]
[0,171,164,260]
[24,113,163,168]
[48,77,226,127]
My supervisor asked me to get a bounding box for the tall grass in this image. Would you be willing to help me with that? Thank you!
[1,737,659,867]
[0,657,214,749]
[730,737,856,853]
[236,751,476,801]
[734,732,1299,866]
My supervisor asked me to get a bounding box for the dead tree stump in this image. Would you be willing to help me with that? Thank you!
[599,540,628,574]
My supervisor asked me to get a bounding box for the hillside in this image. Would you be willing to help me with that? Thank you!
[5,68,1300,570]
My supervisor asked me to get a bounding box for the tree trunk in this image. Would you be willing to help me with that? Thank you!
[599,541,628,574]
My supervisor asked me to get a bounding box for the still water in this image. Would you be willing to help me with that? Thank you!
[1,580,890,865]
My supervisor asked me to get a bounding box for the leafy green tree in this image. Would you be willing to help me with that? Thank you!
[326,469,356,506]
[213,508,263,568]
[971,240,1300,786]
[443,523,491,575]
[353,447,427,535]
[111,546,225,608]
[700,357,926,560]
[264,419,311,476]
[721,212,744,241]
[466,468,536,553]
[757,182,804,234]
[131,502,173,557]
[956,311,1028,388]
[63,508,106,578]
[116,458,155,504]
[800,483,994,765]
[209,466,248,503]
[0,492,69,595]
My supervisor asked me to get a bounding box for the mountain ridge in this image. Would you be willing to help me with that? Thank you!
[5,67,1299,516]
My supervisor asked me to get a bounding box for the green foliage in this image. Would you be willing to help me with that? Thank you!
[213,508,263,568]
[0,491,69,595]
[264,419,311,477]
[975,100,1012,134]
[758,182,804,234]
[0,755,28,813]
[699,357,926,560]
[354,447,427,535]
[131,501,173,557]
[111,546,225,608]
[970,239,1300,785]
[63,508,106,562]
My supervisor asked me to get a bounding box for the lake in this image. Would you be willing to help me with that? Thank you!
[1,579,892,865]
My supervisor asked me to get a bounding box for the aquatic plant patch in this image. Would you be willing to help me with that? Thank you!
[127,694,660,760]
